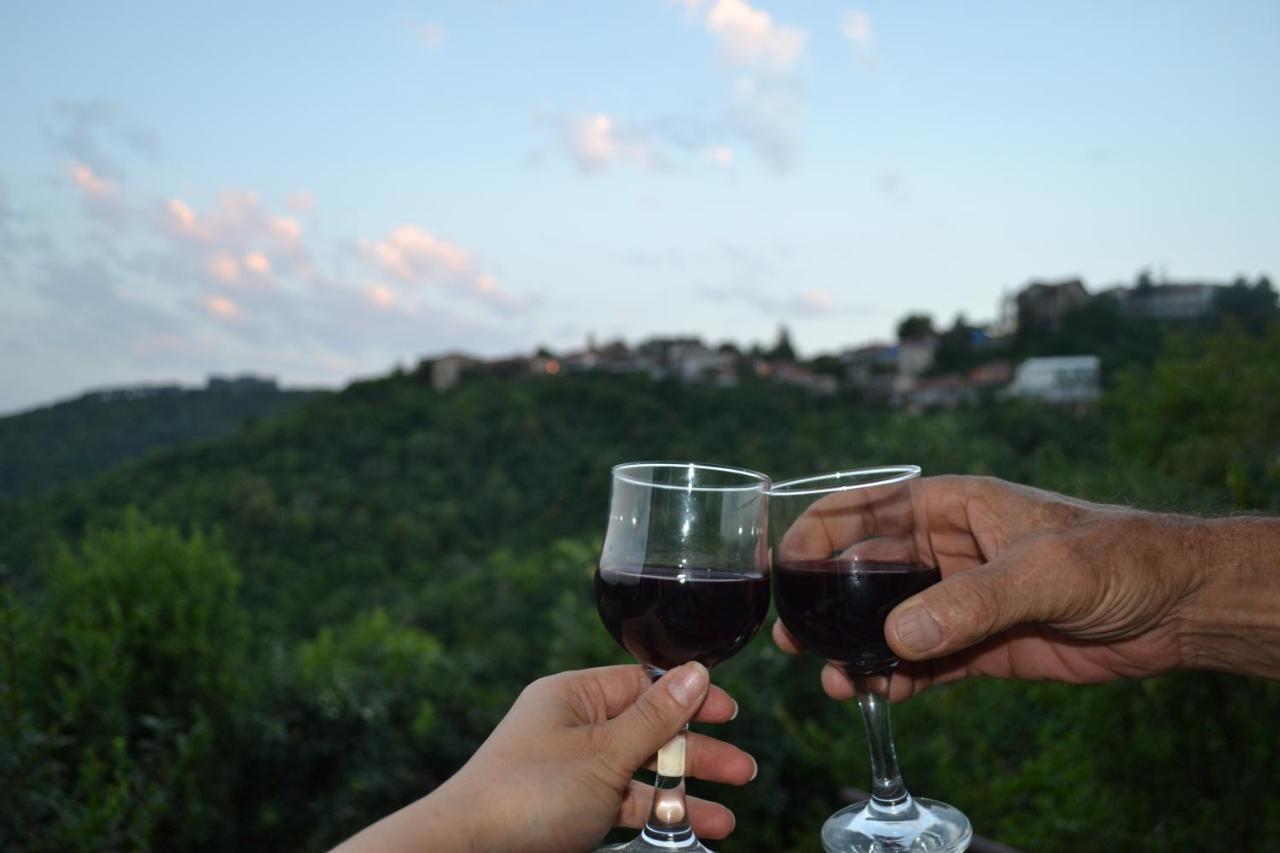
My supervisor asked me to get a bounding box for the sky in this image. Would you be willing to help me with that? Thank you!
[1,0,1277,413]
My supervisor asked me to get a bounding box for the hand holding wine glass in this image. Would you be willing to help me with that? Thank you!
[330,664,755,853]
[773,474,1280,703]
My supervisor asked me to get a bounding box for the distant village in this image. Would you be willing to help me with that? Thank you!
[425,274,1265,412]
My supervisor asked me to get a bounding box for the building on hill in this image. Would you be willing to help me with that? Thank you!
[1114,281,1220,320]
[1014,279,1090,331]
[969,359,1014,388]
[1008,355,1100,407]
[426,354,480,391]
[841,343,897,403]
[757,361,838,395]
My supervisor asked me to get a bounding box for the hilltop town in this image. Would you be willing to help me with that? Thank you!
[421,273,1276,412]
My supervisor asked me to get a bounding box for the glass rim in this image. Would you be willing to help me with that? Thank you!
[611,460,771,492]
[768,465,921,497]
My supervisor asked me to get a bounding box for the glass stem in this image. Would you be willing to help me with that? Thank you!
[641,725,695,846]
[852,670,912,814]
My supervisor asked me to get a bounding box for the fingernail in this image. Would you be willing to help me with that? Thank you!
[666,661,709,707]
[749,756,758,782]
[730,698,740,720]
[895,606,942,653]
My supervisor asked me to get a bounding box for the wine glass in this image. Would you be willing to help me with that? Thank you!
[595,461,771,853]
[769,466,971,853]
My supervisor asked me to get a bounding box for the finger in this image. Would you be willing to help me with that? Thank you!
[884,540,1087,661]
[819,662,854,700]
[618,781,737,839]
[692,686,738,724]
[604,662,709,770]
[776,483,913,563]
[820,661,951,703]
[643,733,756,785]
[772,619,803,655]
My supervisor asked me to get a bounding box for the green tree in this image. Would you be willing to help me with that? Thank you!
[769,326,797,361]
[896,313,936,341]
[1109,323,1280,509]
[3,513,249,851]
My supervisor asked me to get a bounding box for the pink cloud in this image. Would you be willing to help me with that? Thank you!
[359,224,519,311]
[243,252,271,275]
[269,215,302,246]
[165,197,208,241]
[202,294,242,319]
[365,282,400,310]
[285,191,316,212]
[69,162,117,198]
[206,252,240,283]
[561,114,658,174]
[704,0,807,70]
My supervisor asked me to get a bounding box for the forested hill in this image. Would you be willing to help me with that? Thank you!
[0,381,322,499]
[3,323,1278,852]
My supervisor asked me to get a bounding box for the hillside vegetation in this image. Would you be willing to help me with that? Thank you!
[0,383,321,499]
[2,322,1278,852]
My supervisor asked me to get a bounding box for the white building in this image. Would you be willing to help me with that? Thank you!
[1008,356,1100,405]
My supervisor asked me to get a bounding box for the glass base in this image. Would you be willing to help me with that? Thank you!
[821,796,971,853]
[596,830,713,852]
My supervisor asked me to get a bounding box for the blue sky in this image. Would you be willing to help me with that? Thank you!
[1,0,1277,412]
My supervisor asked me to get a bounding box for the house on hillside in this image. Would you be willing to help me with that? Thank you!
[1114,282,1220,321]
[426,354,480,391]
[760,361,838,395]
[841,343,897,402]
[1014,279,1090,331]
[1008,356,1100,407]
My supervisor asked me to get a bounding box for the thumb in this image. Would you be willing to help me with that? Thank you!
[605,662,709,771]
[885,543,1084,660]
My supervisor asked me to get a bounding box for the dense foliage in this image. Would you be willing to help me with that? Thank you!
[2,321,1278,852]
[0,384,319,499]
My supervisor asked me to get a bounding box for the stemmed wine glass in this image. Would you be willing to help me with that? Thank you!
[769,466,971,853]
[595,461,772,853]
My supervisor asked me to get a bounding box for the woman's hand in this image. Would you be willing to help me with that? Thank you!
[333,662,756,853]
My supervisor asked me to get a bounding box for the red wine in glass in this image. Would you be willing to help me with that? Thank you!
[773,559,940,675]
[593,461,770,853]
[596,564,771,671]
[769,466,971,853]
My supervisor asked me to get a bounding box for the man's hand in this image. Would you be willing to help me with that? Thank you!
[773,475,1280,701]
[333,663,756,853]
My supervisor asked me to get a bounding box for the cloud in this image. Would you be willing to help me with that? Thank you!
[658,0,807,171]
[243,252,271,276]
[359,224,520,311]
[699,283,847,317]
[840,10,876,67]
[727,74,804,171]
[411,21,446,50]
[157,192,311,279]
[285,191,316,212]
[365,282,402,311]
[202,294,242,320]
[48,99,158,180]
[69,162,116,198]
[5,104,535,412]
[206,252,241,283]
[68,161,128,225]
[704,145,735,170]
[560,114,660,174]
[704,0,807,71]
